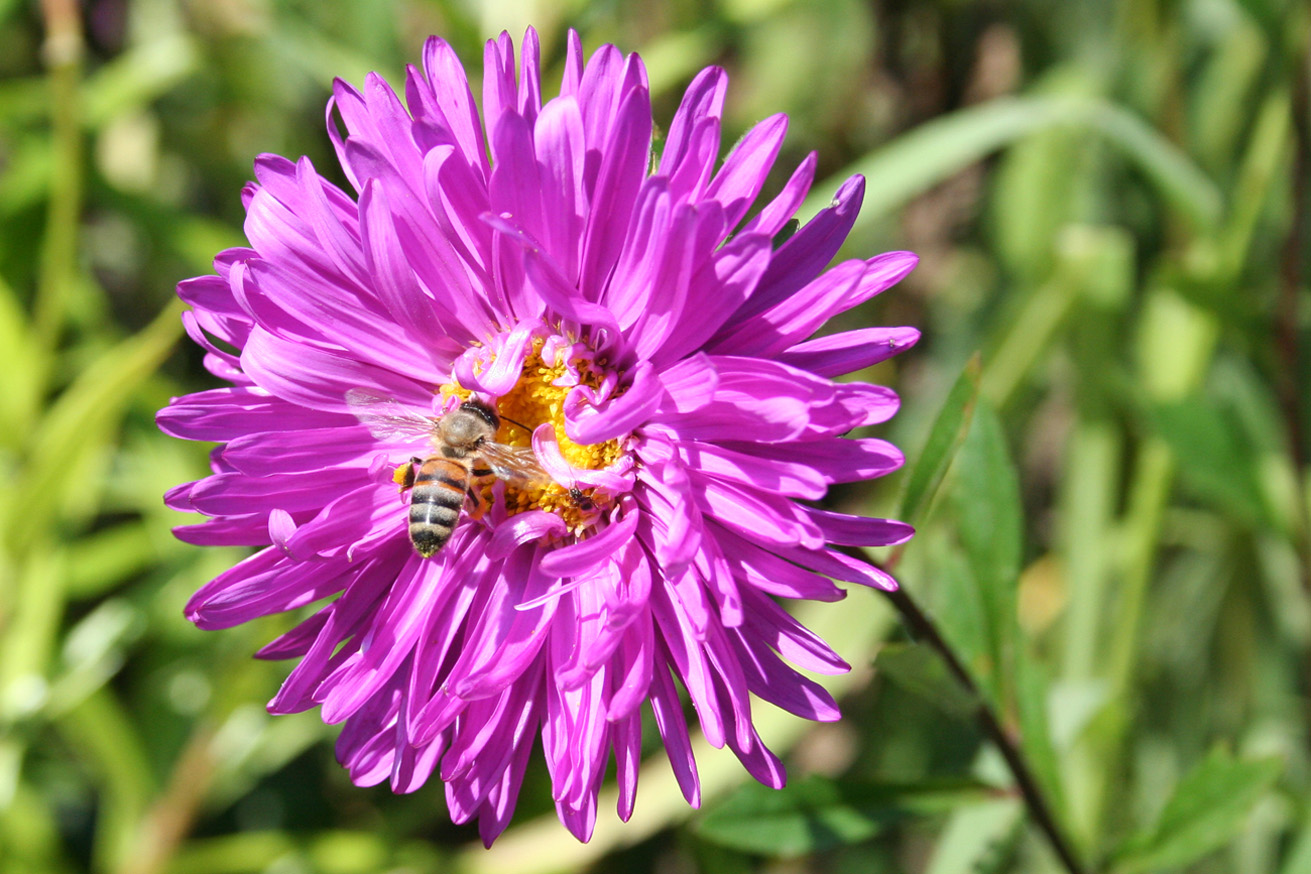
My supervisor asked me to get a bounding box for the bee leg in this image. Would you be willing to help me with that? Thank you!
[392,458,420,493]
[464,464,495,520]
[466,485,493,519]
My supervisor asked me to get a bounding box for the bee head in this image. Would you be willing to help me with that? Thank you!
[459,400,499,432]
[440,400,499,452]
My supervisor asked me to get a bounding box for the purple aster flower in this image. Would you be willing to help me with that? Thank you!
[159,28,919,845]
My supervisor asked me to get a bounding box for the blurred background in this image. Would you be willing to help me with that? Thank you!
[1,0,1309,872]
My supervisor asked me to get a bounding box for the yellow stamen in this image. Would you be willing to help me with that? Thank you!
[443,338,626,531]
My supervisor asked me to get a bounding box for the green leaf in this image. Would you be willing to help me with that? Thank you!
[1083,98,1223,232]
[989,67,1103,282]
[875,642,980,718]
[2,298,183,554]
[0,132,55,216]
[922,534,993,684]
[0,273,43,447]
[1215,89,1290,281]
[47,599,144,717]
[1146,396,1270,530]
[800,95,1221,233]
[162,831,297,874]
[949,397,1023,704]
[1188,13,1265,174]
[1011,654,1067,830]
[803,97,1077,225]
[308,830,392,874]
[82,35,200,128]
[953,396,1022,606]
[1278,810,1311,874]
[639,27,724,97]
[688,836,755,874]
[695,776,991,857]
[57,688,156,874]
[899,356,981,528]
[0,781,68,874]
[983,225,1136,408]
[1112,748,1283,873]
[64,523,160,599]
[926,799,1024,874]
[263,27,403,97]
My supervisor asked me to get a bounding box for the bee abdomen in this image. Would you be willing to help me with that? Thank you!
[408,459,469,558]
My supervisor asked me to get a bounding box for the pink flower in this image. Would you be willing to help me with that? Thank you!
[159,28,918,845]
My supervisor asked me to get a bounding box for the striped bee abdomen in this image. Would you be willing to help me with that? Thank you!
[408,457,472,557]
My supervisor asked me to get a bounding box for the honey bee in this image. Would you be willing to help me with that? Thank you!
[345,389,553,557]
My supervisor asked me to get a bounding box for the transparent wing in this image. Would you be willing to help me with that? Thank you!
[344,389,438,443]
[478,441,553,488]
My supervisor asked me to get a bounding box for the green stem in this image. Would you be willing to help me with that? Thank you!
[32,0,84,365]
[1059,416,1122,682]
[981,275,1079,410]
[1106,439,1176,693]
[1090,288,1217,848]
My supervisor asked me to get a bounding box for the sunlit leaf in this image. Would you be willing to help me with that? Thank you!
[82,35,201,128]
[4,298,183,553]
[926,799,1023,874]
[802,96,1222,232]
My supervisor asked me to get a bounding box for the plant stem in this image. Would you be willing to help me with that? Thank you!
[34,0,83,387]
[866,562,1086,874]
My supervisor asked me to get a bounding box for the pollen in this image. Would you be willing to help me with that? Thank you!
[443,337,627,532]
[392,462,412,488]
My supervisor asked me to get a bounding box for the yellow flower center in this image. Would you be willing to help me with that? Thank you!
[441,338,626,532]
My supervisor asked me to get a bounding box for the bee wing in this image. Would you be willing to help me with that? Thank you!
[344,389,438,442]
[478,442,554,489]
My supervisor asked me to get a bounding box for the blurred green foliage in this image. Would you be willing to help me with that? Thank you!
[1,0,1308,872]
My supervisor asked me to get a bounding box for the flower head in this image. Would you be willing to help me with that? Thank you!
[160,28,918,845]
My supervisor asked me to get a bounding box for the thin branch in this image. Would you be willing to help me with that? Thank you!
[855,551,1086,874]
